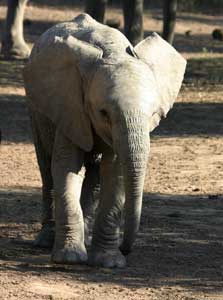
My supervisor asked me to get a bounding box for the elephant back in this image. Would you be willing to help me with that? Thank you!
[31,13,131,61]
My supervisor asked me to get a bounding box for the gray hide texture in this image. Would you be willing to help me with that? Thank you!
[23,13,186,268]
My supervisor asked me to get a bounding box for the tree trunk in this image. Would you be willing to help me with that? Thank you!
[123,0,144,46]
[85,0,107,23]
[1,0,30,59]
[162,0,178,45]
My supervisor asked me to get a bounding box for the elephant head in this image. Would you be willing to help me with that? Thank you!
[24,29,186,255]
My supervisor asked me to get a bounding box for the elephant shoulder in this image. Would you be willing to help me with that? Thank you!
[71,13,130,56]
[30,14,90,57]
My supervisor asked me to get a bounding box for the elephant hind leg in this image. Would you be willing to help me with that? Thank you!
[30,111,55,248]
[80,155,101,246]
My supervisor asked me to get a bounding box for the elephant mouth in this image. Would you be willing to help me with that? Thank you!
[101,133,113,148]
[92,126,113,150]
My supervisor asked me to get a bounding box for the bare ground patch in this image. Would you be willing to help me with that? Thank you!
[0,4,223,300]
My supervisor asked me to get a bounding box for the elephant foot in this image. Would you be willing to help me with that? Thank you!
[34,222,55,248]
[1,41,31,60]
[51,243,88,264]
[88,248,126,268]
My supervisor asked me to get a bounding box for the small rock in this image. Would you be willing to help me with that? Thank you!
[185,30,192,37]
[212,28,223,41]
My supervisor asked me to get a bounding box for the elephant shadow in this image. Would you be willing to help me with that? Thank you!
[0,187,222,292]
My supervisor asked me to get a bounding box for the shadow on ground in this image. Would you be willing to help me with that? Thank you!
[0,60,25,87]
[30,0,83,8]
[151,9,223,26]
[153,101,223,137]
[0,0,83,8]
[0,187,223,294]
[174,33,223,54]
[1,7,223,55]
[0,94,32,143]
[185,57,223,84]
[144,30,223,54]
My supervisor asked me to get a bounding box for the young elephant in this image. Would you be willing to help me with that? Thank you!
[23,13,186,268]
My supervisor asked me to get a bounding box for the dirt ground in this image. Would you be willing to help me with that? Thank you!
[0,3,223,300]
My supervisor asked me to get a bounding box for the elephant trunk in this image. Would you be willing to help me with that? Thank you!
[113,111,150,255]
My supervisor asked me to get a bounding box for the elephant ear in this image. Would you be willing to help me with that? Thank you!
[134,32,186,132]
[23,35,103,152]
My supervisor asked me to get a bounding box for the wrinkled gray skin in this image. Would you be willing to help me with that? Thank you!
[1,0,30,59]
[24,14,186,268]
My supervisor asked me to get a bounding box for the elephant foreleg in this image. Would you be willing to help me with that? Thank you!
[123,0,144,46]
[89,150,126,268]
[162,0,178,44]
[51,130,87,264]
[85,0,107,23]
[1,0,30,59]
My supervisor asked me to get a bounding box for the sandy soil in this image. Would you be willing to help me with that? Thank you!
[0,3,223,300]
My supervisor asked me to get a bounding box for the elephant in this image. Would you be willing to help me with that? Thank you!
[162,0,178,45]
[1,0,178,60]
[23,13,186,268]
[86,0,178,46]
[86,0,144,46]
[1,0,143,58]
[1,0,30,59]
